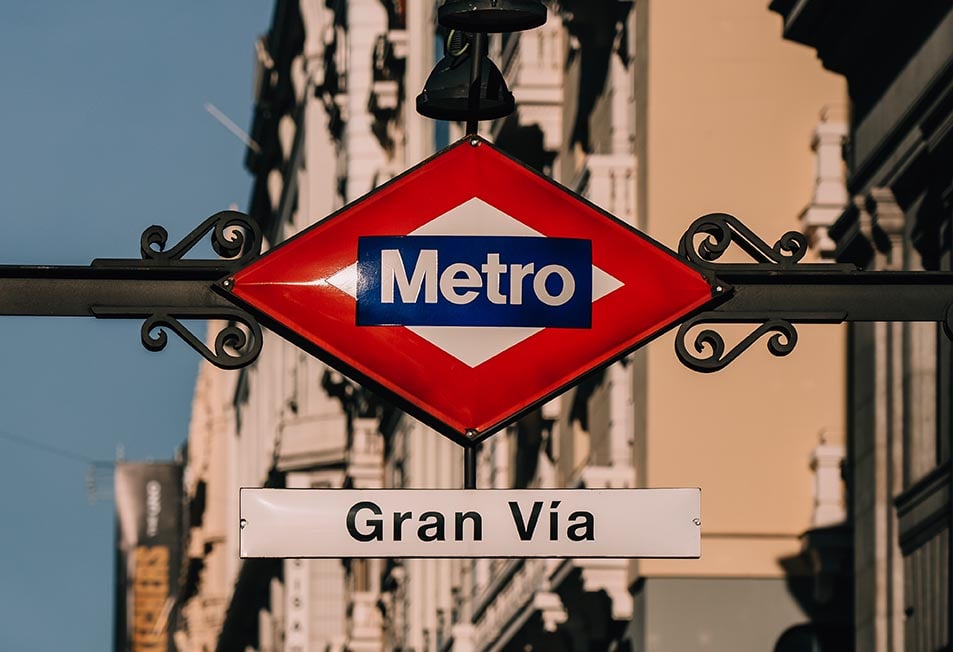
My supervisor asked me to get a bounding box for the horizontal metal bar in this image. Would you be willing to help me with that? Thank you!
[0,265,232,316]
[5,264,953,326]
[712,270,953,322]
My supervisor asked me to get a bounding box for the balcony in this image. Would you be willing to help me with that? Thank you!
[584,154,637,226]
[495,21,564,152]
[471,558,567,651]
[369,30,407,116]
[275,411,348,471]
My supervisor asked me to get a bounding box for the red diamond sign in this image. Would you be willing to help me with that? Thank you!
[224,137,717,444]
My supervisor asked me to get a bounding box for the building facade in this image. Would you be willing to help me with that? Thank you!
[772,1,953,650]
[174,1,856,650]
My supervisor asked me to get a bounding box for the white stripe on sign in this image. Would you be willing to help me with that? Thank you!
[240,488,701,559]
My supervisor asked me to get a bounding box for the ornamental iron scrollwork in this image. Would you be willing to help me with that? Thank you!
[678,213,809,268]
[82,210,265,367]
[139,308,263,370]
[675,312,798,373]
[139,210,262,268]
[673,212,861,371]
[93,306,263,369]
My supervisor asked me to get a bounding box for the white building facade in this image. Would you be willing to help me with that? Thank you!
[175,2,851,651]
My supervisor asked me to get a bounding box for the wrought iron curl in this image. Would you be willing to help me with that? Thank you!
[675,313,798,373]
[772,230,808,262]
[140,308,263,369]
[678,213,808,267]
[139,210,262,266]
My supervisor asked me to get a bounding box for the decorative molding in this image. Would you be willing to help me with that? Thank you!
[896,462,951,555]
[810,441,846,528]
[799,115,848,256]
[347,417,385,488]
[578,464,633,489]
[505,21,565,152]
[550,558,632,622]
[275,413,348,471]
[347,591,385,651]
[284,559,310,651]
[449,623,476,652]
[577,559,633,621]
[866,187,906,270]
[370,79,400,112]
[586,154,637,227]
[472,558,562,651]
[534,592,569,632]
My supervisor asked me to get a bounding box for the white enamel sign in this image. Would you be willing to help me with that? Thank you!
[240,488,701,558]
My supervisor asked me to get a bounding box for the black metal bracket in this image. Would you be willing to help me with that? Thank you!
[4,210,953,374]
[0,211,263,369]
[675,213,953,372]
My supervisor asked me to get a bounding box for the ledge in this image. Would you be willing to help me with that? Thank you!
[895,461,951,555]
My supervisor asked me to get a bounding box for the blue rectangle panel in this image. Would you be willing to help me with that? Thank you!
[357,236,592,328]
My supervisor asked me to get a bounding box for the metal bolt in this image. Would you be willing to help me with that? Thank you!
[469,138,480,147]
[240,518,247,529]
[693,518,701,526]
[223,278,234,290]
[715,286,723,293]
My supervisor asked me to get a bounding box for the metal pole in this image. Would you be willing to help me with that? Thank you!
[464,444,478,489]
[0,263,262,369]
[465,33,487,136]
[0,264,234,316]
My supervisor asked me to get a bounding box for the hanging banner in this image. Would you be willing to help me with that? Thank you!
[115,462,182,652]
[240,488,701,559]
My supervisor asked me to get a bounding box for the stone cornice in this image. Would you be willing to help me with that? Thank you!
[895,462,951,555]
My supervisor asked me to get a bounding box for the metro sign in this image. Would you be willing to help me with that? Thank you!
[356,235,593,328]
[224,137,718,444]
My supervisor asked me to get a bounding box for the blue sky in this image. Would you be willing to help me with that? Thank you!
[0,2,272,649]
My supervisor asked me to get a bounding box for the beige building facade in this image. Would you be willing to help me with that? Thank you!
[174,1,850,650]
[772,1,953,649]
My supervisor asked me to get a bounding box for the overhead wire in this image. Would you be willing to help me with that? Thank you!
[0,428,103,465]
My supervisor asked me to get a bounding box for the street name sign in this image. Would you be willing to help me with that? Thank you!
[240,488,701,558]
[225,136,718,443]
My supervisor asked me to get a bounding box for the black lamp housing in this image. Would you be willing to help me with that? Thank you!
[438,0,547,33]
[416,32,515,121]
